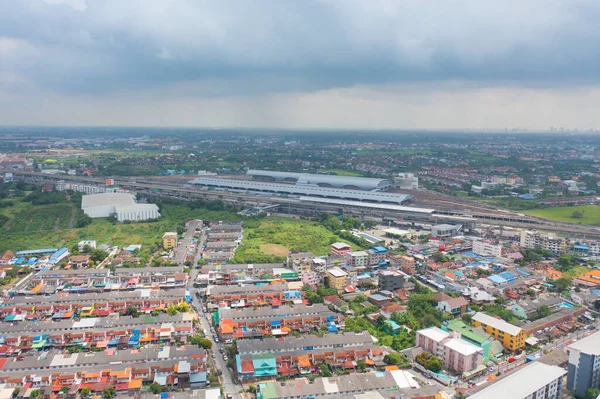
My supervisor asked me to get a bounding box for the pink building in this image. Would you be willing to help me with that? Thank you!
[331,242,352,257]
[416,327,483,374]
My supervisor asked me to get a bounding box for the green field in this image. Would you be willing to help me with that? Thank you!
[0,198,242,254]
[232,217,357,263]
[524,205,600,225]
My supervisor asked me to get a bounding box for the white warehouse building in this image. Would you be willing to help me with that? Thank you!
[81,193,160,222]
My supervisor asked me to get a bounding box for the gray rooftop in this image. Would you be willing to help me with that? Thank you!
[273,371,398,398]
[207,283,289,297]
[0,345,205,374]
[237,331,372,354]
[0,312,193,335]
[219,304,332,321]
[568,330,600,355]
[189,177,410,204]
[8,287,186,305]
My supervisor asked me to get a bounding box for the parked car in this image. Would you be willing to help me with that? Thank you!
[508,357,516,363]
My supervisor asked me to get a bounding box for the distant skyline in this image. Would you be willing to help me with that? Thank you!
[2,0,600,130]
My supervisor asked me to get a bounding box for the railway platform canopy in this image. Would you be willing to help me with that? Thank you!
[246,169,391,191]
[189,177,410,204]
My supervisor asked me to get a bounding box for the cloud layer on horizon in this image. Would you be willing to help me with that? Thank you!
[2,0,600,129]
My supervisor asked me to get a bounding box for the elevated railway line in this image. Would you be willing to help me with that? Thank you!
[13,171,600,238]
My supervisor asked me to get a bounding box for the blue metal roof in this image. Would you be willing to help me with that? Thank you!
[516,268,530,277]
[50,247,68,259]
[487,274,507,284]
[15,248,57,256]
[371,246,388,253]
[499,271,516,280]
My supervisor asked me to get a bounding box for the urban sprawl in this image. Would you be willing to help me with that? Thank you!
[1,130,600,399]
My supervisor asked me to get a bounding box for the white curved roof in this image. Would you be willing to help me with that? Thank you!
[246,169,390,190]
[189,177,410,204]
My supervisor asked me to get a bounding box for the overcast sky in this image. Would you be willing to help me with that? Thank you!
[2,0,600,130]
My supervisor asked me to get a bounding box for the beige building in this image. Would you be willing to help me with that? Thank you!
[162,232,178,250]
[326,267,349,294]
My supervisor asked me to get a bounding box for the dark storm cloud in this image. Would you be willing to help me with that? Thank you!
[2,0,600,96]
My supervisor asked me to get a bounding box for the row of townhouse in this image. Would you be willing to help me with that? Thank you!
[235,332,383,381]
[0,313,194,338]
[0,358,209,395]
[26,267,187,292]
[0,346,204,375]
[218,304,344,340]
[205,283,303,309]
[1,295,184,320]
[203,263,298,285]
[8,288,186,306]
[236,345,385,382]
[0,322,194,350]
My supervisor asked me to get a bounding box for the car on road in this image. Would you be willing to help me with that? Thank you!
[226,394,232,399]
[488,367,495,372]
[508,357,516,363]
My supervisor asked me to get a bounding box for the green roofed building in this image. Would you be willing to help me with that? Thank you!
[257,382,277,399]
[443,319,502,361]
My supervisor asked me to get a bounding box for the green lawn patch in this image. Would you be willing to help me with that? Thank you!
[232,217,356,263]
[524,205,600,225]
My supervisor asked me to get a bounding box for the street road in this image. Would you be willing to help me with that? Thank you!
[173,220,201,265]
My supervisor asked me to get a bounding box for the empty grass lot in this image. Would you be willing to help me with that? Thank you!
[524,205,600,226]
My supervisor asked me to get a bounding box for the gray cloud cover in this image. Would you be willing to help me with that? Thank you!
[2,0,600,128]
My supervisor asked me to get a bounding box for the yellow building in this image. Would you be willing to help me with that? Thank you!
[472,312,526,351]
[162,232,178,250]
[326,267,349,294]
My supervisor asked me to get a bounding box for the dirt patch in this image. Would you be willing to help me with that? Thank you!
[259,244,290,256]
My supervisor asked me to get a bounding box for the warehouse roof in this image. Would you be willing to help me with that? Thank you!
[82,193,136,208]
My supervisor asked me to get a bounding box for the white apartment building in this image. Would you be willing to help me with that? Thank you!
[472,240,503,258]
[520,230,567,254]
[346,251,369,267]
[468,362,566,399]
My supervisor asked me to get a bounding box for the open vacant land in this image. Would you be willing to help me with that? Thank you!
[232,217,355,264]
[259,243,290,256]
[524,205,600,225]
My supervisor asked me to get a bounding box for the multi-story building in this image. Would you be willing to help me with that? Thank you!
[346,251,369,267]
[472,239,503,258]
[162,232,178,249]
[431,224,462,238]
[378,270,407,291]
[472,312,526,351]
[394,173,419,189]
[468,362,566,399]
[395,255,416,275]
[326,267,348,293]
[77,240,97,252]
[330,242,352,257]
[567,330,600,397]
[520,230,568,254]
[416,327,483,374]
[367,246,387,266]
